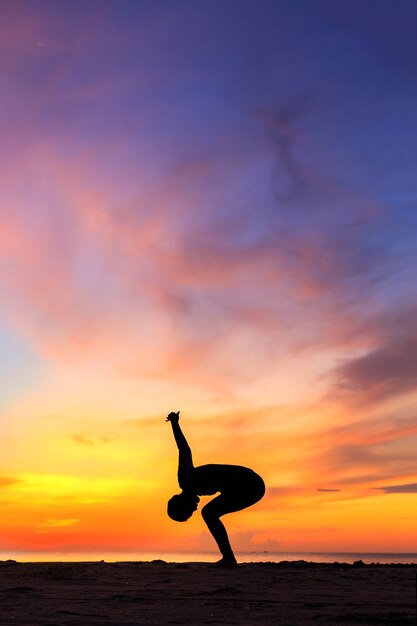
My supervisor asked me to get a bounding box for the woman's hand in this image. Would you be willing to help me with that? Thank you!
[166,411,180,423]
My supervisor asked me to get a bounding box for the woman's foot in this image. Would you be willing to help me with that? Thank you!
[215,556,238,568]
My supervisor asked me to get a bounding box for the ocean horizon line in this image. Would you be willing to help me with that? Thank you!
[2,550,417,565]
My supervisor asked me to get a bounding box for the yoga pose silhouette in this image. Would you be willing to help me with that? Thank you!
[166,411,265,568]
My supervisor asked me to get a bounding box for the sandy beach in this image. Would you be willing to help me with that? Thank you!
[0,559,415,625]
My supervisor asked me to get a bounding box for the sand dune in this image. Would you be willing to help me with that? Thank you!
[0,560,415,625]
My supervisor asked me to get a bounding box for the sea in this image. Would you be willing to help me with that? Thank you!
[1,551,416,565]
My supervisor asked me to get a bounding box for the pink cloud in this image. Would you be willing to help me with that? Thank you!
[0,68,402,398]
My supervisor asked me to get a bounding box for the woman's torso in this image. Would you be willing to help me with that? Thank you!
[180,464,262,496]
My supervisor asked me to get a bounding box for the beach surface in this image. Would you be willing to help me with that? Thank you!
[0,559,415,625]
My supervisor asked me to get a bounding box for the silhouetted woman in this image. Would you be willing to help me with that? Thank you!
[166,411,265,568]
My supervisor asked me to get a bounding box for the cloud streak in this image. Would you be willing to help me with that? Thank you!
[375,483,417,494]
[68,434,112,447]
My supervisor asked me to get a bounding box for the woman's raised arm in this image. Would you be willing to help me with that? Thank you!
[166,411,194,482]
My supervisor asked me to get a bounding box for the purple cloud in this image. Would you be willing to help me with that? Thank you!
[333,307,417,402]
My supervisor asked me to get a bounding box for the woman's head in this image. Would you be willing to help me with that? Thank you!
[167,492,200,522]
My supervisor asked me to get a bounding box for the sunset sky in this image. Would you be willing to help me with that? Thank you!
[1,0,416,555]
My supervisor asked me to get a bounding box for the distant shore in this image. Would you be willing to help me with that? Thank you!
[0,560,415,625]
